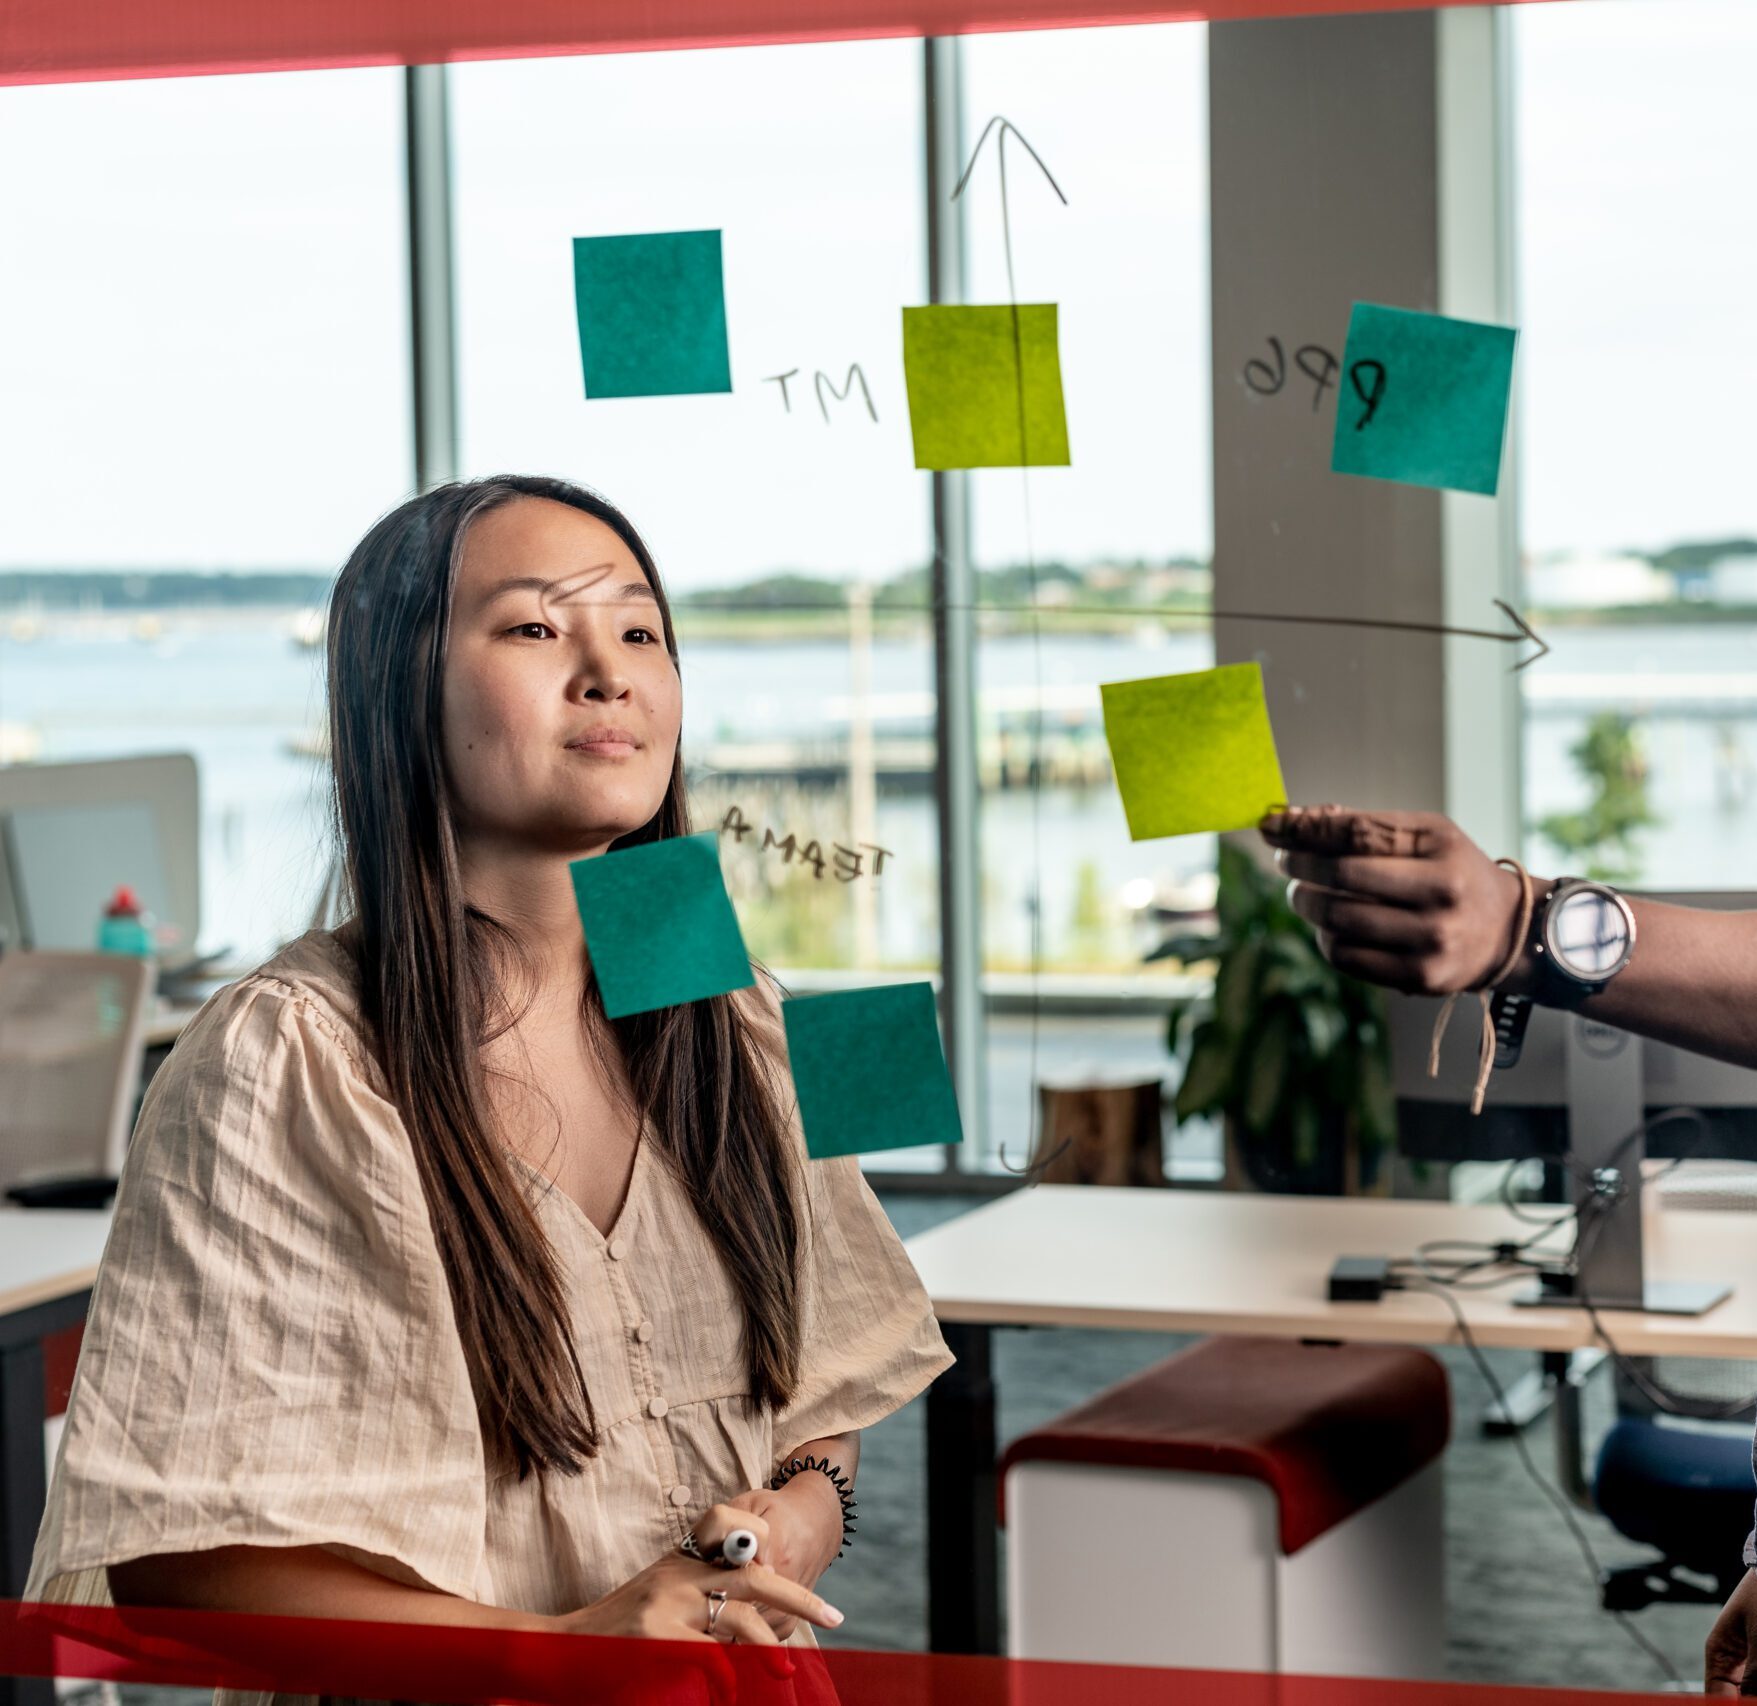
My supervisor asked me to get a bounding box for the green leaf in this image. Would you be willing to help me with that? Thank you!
[1216,843,1264,936]
[1356,1037,1398,1151]
[1288,1098,1322,1167]
[1212,937,1264,1037]
[1242,1007,1294,1135]
[1164,996,1209,1056]
[1175,1026,1237,1122]
[1145,932,1221,966]
[1261,958,1330,1003]
[1301,1001,1349,1058]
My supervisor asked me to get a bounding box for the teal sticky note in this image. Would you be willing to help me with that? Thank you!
[572,231,733,399]
[1330,303,1517,496]
[902,304,1071,470]
[1100,663,1288,840]
[570,833,753,1019]
[782,983,964,1161]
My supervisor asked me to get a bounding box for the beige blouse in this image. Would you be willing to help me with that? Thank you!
[27,929,954,1683]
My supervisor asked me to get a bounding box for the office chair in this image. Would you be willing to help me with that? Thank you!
[0,950,152,1209]
[1593,1162,1757,1611]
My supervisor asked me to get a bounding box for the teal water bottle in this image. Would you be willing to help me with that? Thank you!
[97,885,156,957]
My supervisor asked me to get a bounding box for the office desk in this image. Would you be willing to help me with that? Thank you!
[0,1212,113,1706]
[142,1003,203,1051]
[903,1186,1757,1655]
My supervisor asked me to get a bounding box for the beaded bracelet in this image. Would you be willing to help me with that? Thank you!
[768,1453,858,1558]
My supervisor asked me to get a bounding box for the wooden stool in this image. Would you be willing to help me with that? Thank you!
[1030,1066,1165,1186]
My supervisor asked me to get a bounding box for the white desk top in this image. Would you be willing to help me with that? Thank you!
[143,1003,204,1049]
[0,1210,114,1319]
[904,1186,1757,1360]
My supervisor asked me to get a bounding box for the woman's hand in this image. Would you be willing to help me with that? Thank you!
[725,1476,846,1640]
[551,1502,842,1658]
[1259,806,1535,996]
[1706,1568,1757,1695]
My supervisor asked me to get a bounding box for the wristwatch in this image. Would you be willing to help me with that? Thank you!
[1489,878,1638,1068]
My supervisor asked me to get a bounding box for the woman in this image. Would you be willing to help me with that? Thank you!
[27,476,954,1670]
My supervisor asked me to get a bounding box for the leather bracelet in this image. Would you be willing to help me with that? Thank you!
[768,1453,858,1558]
[1427,858,1535,1116]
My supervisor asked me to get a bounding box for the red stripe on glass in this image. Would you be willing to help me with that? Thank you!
[0,0,1573,88]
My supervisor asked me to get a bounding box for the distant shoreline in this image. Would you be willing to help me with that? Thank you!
[6,569,1757,642]
[8,602,1757,643]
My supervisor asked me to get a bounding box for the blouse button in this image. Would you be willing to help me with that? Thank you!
[634,1321,655,1344]
[607,1239,629,1261]
[647,1396,669,1419]
[669,1484,693,1508]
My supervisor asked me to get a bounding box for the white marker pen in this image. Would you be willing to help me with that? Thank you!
[718,1527,761,1567]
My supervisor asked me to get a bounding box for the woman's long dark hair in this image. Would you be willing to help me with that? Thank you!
[326,474,804,1479]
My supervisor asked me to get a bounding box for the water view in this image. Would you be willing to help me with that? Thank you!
[3,608,1754,972]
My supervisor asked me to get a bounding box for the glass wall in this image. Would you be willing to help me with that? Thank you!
[1514,0,1757,889]
[10,12,1687,1174]
[0,68,412,963]
[451,44,947,1164]
[959,21,1212,1165]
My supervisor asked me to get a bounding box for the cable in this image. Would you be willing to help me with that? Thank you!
[1392,1272,1687,1688]
[1402,1199,1576,1291]
[1374,1111,1747,1689]
[1457,1110,1757,1416]
[1559,1106,1709,1194]
[1521,1104,1757,1420]
[1499,1154,1578,1228]
[1571,1190,1757,1422]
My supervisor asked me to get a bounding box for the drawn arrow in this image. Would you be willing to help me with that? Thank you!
[1208,597,1549,672]
[951,115,1068,303]
[674,595,1551,672]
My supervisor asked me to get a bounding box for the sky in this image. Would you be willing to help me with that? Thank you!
[0,0,1751,581]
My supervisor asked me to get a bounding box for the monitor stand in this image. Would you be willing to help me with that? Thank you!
[1509,1014,1731,1321]
[1513,1271,1731,1317]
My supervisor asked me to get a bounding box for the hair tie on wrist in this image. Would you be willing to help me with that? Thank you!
[768,1454,858,1558]
[1427,858,1534,1116]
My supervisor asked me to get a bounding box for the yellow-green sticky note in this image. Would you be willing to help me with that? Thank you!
[1100,663,1288,841]
[902,304,1071,470]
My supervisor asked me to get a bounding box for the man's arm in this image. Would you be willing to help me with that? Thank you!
[1261,807,1757,1070]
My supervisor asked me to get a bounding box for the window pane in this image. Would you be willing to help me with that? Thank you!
[453,44,945,1167]
[1515,1,1757,890]
[0,69,412,962]
[959,22,1211,1168]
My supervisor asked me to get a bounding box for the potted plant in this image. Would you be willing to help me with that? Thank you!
[1155,842,1396,1195]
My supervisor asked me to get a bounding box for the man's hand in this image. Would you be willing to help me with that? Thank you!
[1259,806,1537,997]
[1707,1568,1757,1695]
[726,1473,845,1640]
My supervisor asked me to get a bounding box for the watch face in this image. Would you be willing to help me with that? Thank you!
[1548,888,1633,980]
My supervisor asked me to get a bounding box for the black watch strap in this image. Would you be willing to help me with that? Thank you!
[1490,989,1534,1069]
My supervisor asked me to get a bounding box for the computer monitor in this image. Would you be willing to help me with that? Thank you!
[0,753,200,960]
[0,949,154,1200]
[1389,890,1757,1316]
[1393,997,1757,1163]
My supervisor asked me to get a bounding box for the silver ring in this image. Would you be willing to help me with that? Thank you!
[706,1589,729,1633]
